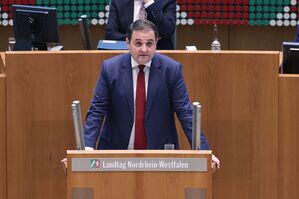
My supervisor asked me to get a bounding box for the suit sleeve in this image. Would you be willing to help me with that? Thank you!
[105,0,127,40]
[171,64,210,150]
[84,61,110,148]
[295,25,299,42]
[146,0,176,39]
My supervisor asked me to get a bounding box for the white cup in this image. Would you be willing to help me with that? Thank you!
[164,143,175,150]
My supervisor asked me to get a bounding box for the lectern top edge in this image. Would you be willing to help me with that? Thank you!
[67,150,212,155]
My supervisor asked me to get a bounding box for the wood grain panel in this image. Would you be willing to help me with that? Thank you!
[228,26,296,50]
[0,74,6,199]
[164,51,280,199]
[0,26,296,51]
[5,51,119,199]
[0,52,5,74]
[6,51,279,199]
[67,150,212,199]
[278,75,299,199]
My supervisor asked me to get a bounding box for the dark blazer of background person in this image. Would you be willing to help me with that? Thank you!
[295,25,299,42]
[105,0,176,50]
[84,52,210,150]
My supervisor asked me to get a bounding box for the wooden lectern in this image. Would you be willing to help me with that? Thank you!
[67,150,212,199]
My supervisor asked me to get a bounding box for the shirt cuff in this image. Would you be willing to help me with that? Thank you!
[144,0,155,8]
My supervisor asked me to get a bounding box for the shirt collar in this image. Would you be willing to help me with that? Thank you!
[131,56,151,69]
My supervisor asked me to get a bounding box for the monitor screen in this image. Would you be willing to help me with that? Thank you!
[282,42,299,74]
[288,48,299,73]
[12,4,60,50]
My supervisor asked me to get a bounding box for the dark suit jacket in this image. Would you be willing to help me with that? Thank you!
[84,53,210,150]
[295,25,299,42]
[105,0,176,50]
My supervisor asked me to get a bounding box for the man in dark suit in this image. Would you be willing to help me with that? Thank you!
[105,0,176,50]
[84,19,220,168]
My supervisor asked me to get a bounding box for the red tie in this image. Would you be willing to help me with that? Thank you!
[134,65,147,149]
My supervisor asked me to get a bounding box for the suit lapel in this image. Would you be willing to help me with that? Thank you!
[145,55,162,120]
[121,53,134,118]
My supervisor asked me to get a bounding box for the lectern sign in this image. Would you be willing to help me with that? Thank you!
[72,157,207,172]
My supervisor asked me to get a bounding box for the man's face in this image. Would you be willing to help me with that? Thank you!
[128,29,157,65]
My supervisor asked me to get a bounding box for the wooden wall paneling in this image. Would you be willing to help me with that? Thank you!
[0,26,296,51]
[278,75,299,199]
[67,151,212,199]
[0,27,12,52]
[6,51,280,199]
[165,51,280,199]
[176,25,229,50]
[5,51,119,199]
[0,52,5,74]
[0,74,7,199]
[228,26,297,50]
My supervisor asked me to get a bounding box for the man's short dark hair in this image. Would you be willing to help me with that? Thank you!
[126,19,159,42]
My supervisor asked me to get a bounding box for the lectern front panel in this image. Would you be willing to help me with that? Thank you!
[67,150,212,199]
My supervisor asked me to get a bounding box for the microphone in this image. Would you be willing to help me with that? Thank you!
[71,100,85,150]
[192,102,202,150]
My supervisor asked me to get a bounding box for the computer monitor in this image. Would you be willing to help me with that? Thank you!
[282,42,299,74]
[12,4,60,50]
[288,48,299,73]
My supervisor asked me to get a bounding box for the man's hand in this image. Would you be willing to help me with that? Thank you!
[61,158,67,173]
[211,154,220,172]
[60,147,94,172]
